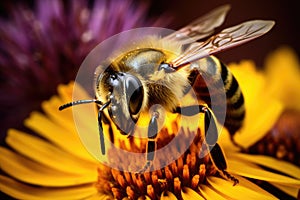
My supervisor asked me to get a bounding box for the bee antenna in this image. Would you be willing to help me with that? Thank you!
[59,99,102,111]
[99,100,111,111]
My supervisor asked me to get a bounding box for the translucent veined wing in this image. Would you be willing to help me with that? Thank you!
[170,20,275,68]
[164,4,231,45]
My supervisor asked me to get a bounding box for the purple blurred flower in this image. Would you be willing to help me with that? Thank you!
[0,0,167,140]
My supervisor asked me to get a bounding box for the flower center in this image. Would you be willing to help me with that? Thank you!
[96,126,217,199]
[246,110,300,166]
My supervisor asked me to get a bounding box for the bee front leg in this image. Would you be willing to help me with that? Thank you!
[98,108,106,155]
[139,111,159,173]
[97,100,111,155]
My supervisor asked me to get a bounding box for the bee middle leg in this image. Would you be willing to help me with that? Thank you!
[139,111,159,173]
[174,105,238,185]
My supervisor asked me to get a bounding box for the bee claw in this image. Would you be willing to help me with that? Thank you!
[221,170,239,186]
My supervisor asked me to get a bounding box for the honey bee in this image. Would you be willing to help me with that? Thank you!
[59,5,274,184]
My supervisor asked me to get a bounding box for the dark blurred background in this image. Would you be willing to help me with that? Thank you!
[149,0,300,67]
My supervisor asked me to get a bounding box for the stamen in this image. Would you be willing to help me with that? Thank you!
[165,166,173,181]
[124,172,132,185]
[147,185,156,200]
[111,188,122,200]
[152,173,159,186]
[117,174,126,188]
[126,186,135,199]
[184,165,191,186]
[191,175,200,189]
[174,177,181,195]
[198,164,206,183]
[176,156,183,173]
[136,175,145,192]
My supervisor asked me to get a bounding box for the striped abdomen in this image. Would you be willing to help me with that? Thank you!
[190,56,245,136]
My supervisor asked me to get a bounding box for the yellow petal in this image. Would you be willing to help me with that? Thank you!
[228,61,284,148]
[42,94,98,138]
[265,46,300,110]
[219,128,239,151]
[57,82,99,135]
[0,175,97,200]
[234,97,283,148]
[230,153,300,179]
[41,96,76,132]
[24,111,95,162]
[199,184,229,200]
[57,81,98,127]
[206,176,277,200]
[0,147,96,186]
[85,193,113,200]
[181,187,205,200]
[229,61,264,102]
[40,82,102,162]
[271,183,300,199]
[6,129,98,175]
[161,191,178,200]
[235,175,276,197]
[57,81,75,103]
[227,158,300,187]
[24,81,100,163]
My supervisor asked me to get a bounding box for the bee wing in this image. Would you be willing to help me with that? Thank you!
[164,4,231,45]
[171,20,275,68]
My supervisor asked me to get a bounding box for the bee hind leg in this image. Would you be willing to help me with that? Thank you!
[208,143,239,186]
[174,104,238,185]
[201,106,239,185]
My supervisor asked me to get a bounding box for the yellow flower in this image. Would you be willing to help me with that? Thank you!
[1,47,300,199]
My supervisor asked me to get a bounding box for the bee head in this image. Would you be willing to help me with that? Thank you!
[101,70,145,134]
[60,69,145,136]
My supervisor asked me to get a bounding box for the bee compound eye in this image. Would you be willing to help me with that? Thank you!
[125,75,144,115]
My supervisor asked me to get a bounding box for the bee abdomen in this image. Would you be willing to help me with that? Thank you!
[190,57,245,135]
[220,61,245,135]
